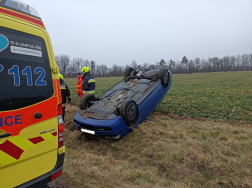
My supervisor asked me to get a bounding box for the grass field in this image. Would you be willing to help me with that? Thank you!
[49,104,252,188]
[65,71,252,124]
[48,72,252,188]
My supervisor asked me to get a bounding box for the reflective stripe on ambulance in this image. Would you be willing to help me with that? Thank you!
[0,79,59,167]
[0,131,57,166]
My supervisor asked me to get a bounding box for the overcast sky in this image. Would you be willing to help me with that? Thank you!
[24,0,252,67]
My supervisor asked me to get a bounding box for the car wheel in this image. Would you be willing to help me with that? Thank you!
[120,99,138,126]
[79,94,96,110]
[158,68,169,88]
[124,67,135,78]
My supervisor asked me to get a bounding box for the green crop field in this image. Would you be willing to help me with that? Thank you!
[66,77,122,105]
[51,71,252,188]
[65,71,252,124]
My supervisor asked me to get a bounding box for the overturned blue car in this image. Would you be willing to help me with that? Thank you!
[73,67,172,139]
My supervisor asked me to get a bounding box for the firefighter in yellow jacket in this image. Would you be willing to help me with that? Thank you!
[58,74,71,121]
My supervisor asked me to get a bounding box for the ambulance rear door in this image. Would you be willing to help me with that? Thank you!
[0,16,59,188]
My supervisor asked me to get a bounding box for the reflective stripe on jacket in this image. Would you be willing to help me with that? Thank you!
[82,72,95,95]
[60,79,71,107]
[82,90,95,94]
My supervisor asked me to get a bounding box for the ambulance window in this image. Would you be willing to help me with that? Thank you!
[0,26,54,112]
[1,0,40,18]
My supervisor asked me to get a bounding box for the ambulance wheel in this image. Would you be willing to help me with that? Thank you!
[79,94,96,110]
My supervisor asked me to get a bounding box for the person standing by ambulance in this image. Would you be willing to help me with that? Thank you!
[81,67,95,95]
[76,72,83,98]
[58,73,71,121]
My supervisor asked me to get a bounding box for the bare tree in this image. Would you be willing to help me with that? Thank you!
[142,63,148,69]
[194,57,201,72]
[236,55,241,70]
[55,54,71,76]
[241,54,249,70]
[54,51,251,77]
[181,56,188,72]
[131,60,138,70]
[188,60,195,73]
[100,64,109,76]
[230,56,236,71]
[72,58,84,73]
[91,60,96,75]
[249,54,252,70]
[84,59,90,67]
[159,59,165,66]
[169,60,175,72]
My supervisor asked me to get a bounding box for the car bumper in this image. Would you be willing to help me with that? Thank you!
[73,109,131,138]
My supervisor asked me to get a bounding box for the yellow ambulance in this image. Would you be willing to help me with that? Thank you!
[0,0,65,187]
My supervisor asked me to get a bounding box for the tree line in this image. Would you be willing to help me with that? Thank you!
[55,53,252,77]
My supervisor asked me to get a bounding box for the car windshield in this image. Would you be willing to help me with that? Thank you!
[3,0,40,18]
[0,26,53,111]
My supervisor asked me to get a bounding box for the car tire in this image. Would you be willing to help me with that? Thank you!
[124,67,135,78]
[158,68,169,88]
[120,99,138,126]
[79,94,96,110]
